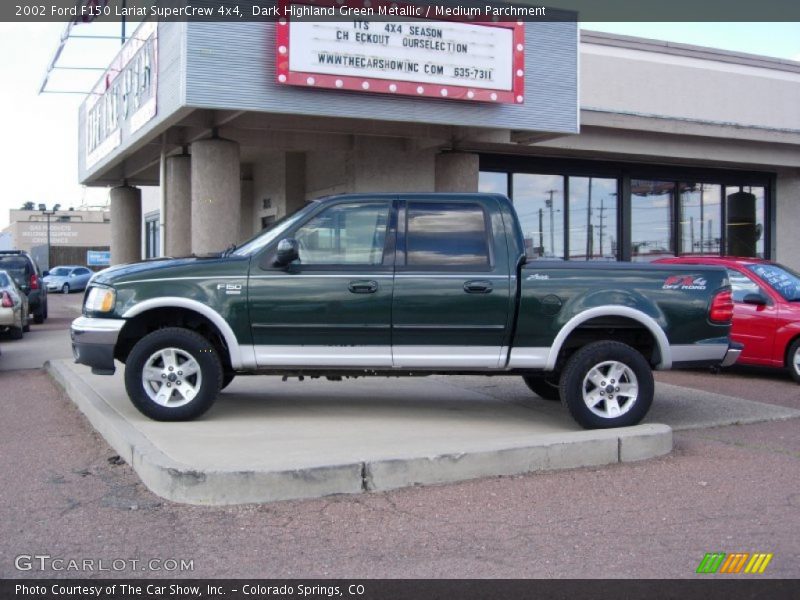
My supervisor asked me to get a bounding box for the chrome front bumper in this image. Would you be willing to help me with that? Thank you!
[70,316,125,375]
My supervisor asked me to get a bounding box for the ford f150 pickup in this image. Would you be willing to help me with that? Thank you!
[71,193,741,429]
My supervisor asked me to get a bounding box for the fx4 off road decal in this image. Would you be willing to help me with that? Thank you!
[663,275,708,291]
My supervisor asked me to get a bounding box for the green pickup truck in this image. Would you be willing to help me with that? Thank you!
[71,193,741,429]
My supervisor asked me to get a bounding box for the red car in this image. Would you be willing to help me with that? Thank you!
[656,256,800,382]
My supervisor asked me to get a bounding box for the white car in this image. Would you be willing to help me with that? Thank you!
[0,269,29,340]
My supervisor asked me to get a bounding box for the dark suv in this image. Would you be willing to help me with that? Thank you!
[0,250,48,324]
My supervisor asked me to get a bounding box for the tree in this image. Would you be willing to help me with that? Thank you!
[21,201,35,210]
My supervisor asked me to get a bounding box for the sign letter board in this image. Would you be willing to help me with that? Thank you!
[276,1,525,104]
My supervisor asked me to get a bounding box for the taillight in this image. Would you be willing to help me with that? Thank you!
[29,273,39,290]
[710,289,734,324]
[1,292,12,308]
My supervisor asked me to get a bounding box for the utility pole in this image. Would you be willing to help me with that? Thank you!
[586,178,593,259]
[598,197,605,258]
[545,189,557,257]
[699,184,705,253]
[538,208,544,257]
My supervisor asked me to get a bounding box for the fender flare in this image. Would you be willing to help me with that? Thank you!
[121,297,255,370]
[546,305,672,370]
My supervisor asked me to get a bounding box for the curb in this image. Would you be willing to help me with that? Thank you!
[46,359,673,505]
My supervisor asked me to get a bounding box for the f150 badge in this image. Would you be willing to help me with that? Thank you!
[663,275,707,291]
[217,283,243,295]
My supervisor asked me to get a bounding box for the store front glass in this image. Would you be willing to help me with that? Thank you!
[478,171,507,196]
[680,183,722,255]
[479,160,771,263]
[725,185,766,258]
[512,174,565,259]
[630,180,675,262]
[569,177,618,261]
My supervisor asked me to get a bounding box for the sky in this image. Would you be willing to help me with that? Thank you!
[0,20,798,230]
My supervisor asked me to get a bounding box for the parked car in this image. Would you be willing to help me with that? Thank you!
[0,250,47,324]
[71,193,739,428]
[44,265,93,294]
[0,269,30,340]
[656,256,800,382]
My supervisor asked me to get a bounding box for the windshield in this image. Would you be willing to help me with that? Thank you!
[0,272,9,287]
[232,202,318,256]
[748,263,800,301]
[49,267,71,276]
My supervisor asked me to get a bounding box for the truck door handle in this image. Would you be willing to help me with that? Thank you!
[348,280,379,294]
[463,280,493,294]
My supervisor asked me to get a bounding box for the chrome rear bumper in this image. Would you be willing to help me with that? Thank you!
[721,343,744,368]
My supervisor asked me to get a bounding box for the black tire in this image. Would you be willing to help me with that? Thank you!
[62,283,70,294]
[522,375,561,401]
[124,327,223,421]
[221,372,236,390]
[559,340,654,429]
[22,313,30,333]
[33,306,44,324]
[43,301,48,320]
[9,314,23,340]
[787,338,800,384]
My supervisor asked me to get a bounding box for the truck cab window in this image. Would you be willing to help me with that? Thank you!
[406,202,490,267]
[294,202,389,265]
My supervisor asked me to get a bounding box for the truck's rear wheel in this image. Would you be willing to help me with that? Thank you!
[522,375,560,401]
[124,327,222,421]
[560,340,654,429]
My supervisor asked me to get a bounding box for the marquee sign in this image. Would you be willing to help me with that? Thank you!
[275,1,525,104]
[85,21,158,169]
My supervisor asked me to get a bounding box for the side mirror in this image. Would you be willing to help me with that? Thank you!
[274,238,299,266]
[742,293,768,306]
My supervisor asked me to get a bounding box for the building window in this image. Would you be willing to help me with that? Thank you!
[630,180,675,262]
[478,171,508,195]
[144,214,160,259]
[725,186,765,258]
[479,158,771,262]
[680,183,722,255]
[512,174,564,259]
[568,177,618,261]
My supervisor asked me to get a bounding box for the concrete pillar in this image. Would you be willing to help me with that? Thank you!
[240,173,255,242]
[285,152,306,216]
[109,185,142,265]
[190,138,241,255]
[165,154,191,257]
[435,152,479,192]
[775,168,800,272]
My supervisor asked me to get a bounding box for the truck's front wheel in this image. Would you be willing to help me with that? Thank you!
[560,341,654,429]
[124,327,222,421]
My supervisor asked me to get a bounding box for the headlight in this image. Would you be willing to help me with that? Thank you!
[84,286,116,313]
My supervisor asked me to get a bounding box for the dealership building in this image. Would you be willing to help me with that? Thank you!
[76,17,800,269]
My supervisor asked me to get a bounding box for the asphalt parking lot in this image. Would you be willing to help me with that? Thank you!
[1,294,799,578]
